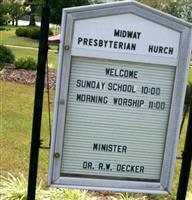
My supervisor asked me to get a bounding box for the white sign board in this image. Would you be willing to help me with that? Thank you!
[61,57,175,181]
[72,13,180,63]
[49,1,192,194]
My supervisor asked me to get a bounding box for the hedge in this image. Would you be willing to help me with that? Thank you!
[15,26,53,40]
[0,45,15,69]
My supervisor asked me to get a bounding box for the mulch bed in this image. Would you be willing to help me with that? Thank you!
[0,64,56,90]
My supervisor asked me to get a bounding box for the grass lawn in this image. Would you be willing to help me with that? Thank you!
[0,26,58,50]
[0,26,39,48]
[0,26,59,68]
[0,81,55,185]
[10,46,58,68]
[0,81,191,200]
[189,66,192,85]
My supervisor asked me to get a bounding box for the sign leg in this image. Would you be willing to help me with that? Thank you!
[176,92,192,200]
[27,4,50,200]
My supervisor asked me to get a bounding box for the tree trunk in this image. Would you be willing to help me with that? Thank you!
[16,19,18,26]
[29,5,36,26]
[29,14,36,26]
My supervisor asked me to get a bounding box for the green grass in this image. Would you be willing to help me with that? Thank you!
[10,46,58,68]
[48,51,59,69]
[188,66,192,85]
[0,26,58,50]
[0,81,192,200]
[0,26,59,68]
[0,81,55,185]
[0,26,39,48]
[149,110,192,200]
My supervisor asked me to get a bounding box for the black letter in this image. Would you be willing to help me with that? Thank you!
[78,37,83,44]
[76,80,81,87]
[93,143,98,151]
[106,68,110,75]
[114,29,120,37]
[76,94,81,101]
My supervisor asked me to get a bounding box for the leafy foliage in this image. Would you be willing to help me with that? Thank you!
[15,57,37,70]
[15,26,53,39]
[0,1,8,25]
[0,173,41,200]
[118,193,149,200]
[138,0,192,23]
[4,0,27,26]
[49,0,100,24]
[138,0,172,10]
[164,0,192,23]
[0,45,15,69]
[0,173,90,200]
[24,0,43,26]
[39,188,90,200]
[15,27,29,37]
[0,26,7,31]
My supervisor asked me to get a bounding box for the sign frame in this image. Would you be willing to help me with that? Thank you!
[48,1,192,194]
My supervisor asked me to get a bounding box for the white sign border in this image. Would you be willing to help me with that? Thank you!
[48,1,192,194]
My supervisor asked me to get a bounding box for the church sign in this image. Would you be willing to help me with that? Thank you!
[48,1,192,194]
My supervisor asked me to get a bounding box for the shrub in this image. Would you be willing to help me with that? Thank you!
[30,27,41,39]
[39,189,90,200]
[118,193,148,200]
[15,26,53,40]
[49,28,54,36]
[0,45,15,69]
[0,173,42,200]
[0,62,3,70]
[0,173,90,200]
[0,27,6,31]
[15,27,29,37]
[15,57,37,70]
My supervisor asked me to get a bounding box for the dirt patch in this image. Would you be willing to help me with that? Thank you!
[0,64,56,90]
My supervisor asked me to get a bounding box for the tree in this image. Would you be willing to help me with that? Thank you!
[49,0,90,24]
[10,0,27,26]
[164,0,192,23]
[138,0,192,23]
[24,0,43,26]
[22,0,104,26]
[0,1,5,26]
[138,0,172,11]
[0,1,8,25]
[49,0,103,24]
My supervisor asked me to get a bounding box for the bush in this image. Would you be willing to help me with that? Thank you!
[0,173,90,200]
[15,26,53,40]
[0,45,15,69]
[0,173,42,200]
[0,27,6,31]
[30,27,41,39]
[15,27,29,37]
[15,57,37,70]
[39,189,89,200]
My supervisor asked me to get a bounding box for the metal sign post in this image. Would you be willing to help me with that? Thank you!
[27,1,50,199]
[176,92,192,200]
